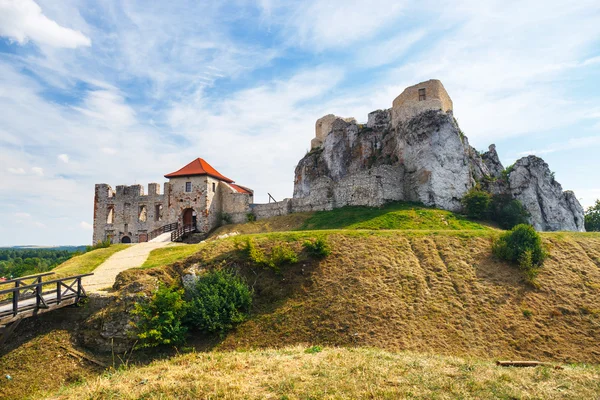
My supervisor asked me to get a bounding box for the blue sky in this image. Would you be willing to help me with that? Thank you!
[0,0,599,245]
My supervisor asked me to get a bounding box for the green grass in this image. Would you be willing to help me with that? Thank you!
[139,244,204,270]
[298,201,488,231]
[52,245,128,277]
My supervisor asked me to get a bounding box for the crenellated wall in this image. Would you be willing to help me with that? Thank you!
[93,183,167,244]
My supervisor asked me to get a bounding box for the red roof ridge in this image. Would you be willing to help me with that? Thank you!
[164,158,234,183]
[229,183,253,195]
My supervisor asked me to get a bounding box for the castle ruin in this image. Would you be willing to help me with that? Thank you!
[93,158,253,244]
[93,79,585,241]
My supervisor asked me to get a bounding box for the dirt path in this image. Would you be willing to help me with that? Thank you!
[83,242,175,293]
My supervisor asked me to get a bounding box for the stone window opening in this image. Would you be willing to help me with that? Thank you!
[155,204,163,222]
[106,206,114,224]
[185,182,192,192]
[138,205,147,222]
[212,182,216,192]
[418,88,426,101]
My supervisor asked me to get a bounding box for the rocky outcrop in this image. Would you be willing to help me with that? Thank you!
[295,109,474,212]
[506,156,585,231]
[482,144,504,179]
[293,80,585,231]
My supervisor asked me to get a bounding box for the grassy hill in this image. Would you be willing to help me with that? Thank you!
[129,229,600,363]
[3,203,600,399]
[45,346,600,399]
[52,244,128,277]
[209,201,490,237]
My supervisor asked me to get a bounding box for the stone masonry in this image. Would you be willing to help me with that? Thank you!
[93,158,253,244]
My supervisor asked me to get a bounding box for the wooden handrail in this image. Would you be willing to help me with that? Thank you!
[0,272,55,286]
[0,273,94,322]
[170,224,196,242]
[148,222,179,240]
[0,273,94,296]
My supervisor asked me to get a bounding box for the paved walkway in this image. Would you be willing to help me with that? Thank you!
[83,241,175,293]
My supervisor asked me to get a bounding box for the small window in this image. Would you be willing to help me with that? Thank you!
[138,205,147,222]
[155,204,163,222]
[418,88,426,101]
[106,206,114,224]
[212,182,216,192]
[185,182,192,192]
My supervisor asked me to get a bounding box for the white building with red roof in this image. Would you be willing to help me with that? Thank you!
[92,158,253,244]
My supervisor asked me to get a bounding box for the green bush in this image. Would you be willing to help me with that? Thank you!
[86,238,112,252]
[185,270,252,334]
[242,238,299,272]
[461,189,491,219]
[489,195,530,229]
[302,238,332,259]
[220,212,232,224]
[585,199,600,231]
[131,285,188,348]
[246,213,257,222]
[492,224,547,281]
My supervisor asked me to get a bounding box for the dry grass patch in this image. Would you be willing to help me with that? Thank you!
[0,330,106,400]
[48,346,600,399]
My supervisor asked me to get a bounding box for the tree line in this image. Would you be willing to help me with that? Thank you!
[0,247,84,279]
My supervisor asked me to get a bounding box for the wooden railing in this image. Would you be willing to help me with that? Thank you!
[171,224,196,242]
[0,272,93,325]
[148,222,179,240]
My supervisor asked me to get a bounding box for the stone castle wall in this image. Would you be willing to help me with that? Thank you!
[93,183,168,244]
[391,79,453,127]
[93,177,254,244]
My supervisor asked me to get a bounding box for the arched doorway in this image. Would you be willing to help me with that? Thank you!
[182,208,197,227]
[121,236,131,244]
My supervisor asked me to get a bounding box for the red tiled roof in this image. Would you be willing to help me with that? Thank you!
[230,183,253,195]
[164,158,234,183]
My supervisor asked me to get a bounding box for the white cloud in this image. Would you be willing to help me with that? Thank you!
[101,147,117,155]
[357,29,427,68]
[0,0,91,48]
[516,136,600,157]
[14,212,31,218]
[58,153,69,163]
[72,90,136,128]
[8,167,26,175]
[278,0,408,50]
[79,221,92,230]
[31,167,44,176]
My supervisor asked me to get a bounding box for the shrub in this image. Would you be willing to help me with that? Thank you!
[246,213,256,222]
[131,285,188,348]
[585,199,600,231]
[185,270,252,334]
[85,238,112,252]
[242,238,299,272]
[492,224,547,281]
[302,238,332,259]
[461,189,491,219]
[220,212,232,224]
[501,164,515,181]
[305,345,323,354]
[489,195,530,229]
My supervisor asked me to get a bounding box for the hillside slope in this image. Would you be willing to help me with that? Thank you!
[124,230,600,363]
[49,346,600,399]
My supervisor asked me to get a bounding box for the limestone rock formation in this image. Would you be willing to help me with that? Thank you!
[506,156,585,231]
[293,79,585,231]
